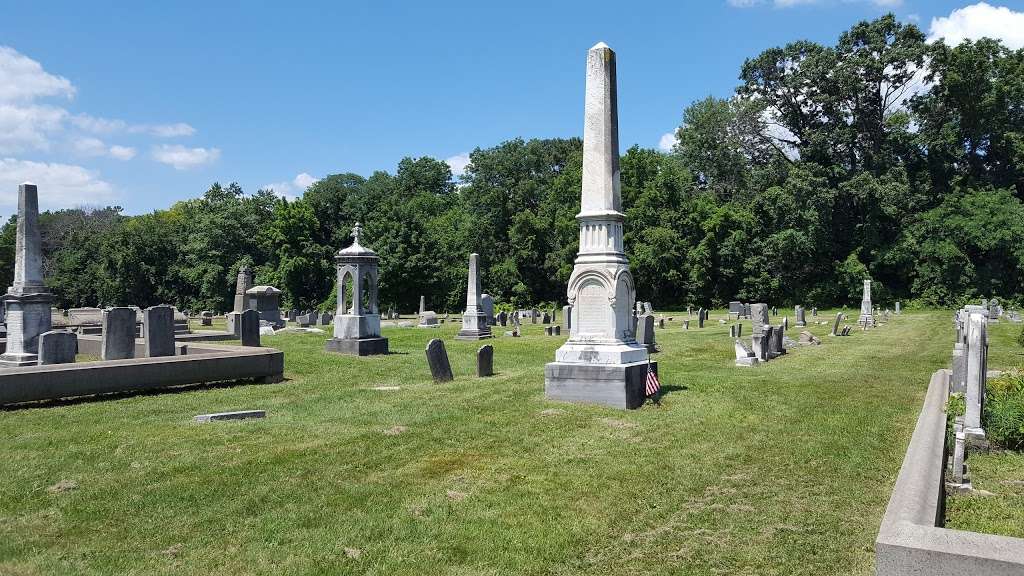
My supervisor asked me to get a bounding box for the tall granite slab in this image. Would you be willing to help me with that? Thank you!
[325,224,388,355]
[481,293,495,326]
[240,309,261,347]
[456,253,492,340]
[544,42,654,410]
[426,338,453,382]
[563,305,572,331]
[101,307,136,360]
[795,305,806,327]
[751,333,767,361]
[143,305,175,357]
[0,183,54,367]
[830,313,843,336]
[636,314,655,353]
[964,312,988,443]
[38,330,76,365]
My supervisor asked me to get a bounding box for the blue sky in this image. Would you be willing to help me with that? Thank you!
[0,1,1021,216]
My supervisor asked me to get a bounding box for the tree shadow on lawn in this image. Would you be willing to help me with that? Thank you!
[1,376,290,412]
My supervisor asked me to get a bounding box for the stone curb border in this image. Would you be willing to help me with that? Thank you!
[875,369,1024,575]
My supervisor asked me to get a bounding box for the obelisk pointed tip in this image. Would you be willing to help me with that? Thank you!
[590,41,611,51]
[20,181,36,187]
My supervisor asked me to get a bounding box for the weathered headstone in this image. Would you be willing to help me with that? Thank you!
[964,312,988,444]
[426,338,453,382]
[143,305,175,358]
[562,305,572,331]
[734,339,757,367]
[764,326,779,359]
[225,312,241,336]
[498,310,508,326]
[636,315,656,352]
[545,326,553,336]
[320,311,332,325]
[751,303,769,334]
[38,330,76,365]
[481,293,495,325]
[751,333,767,361]
[894,301,901,315]
[542,311,551,324]
[728,301,743,317]
[782,316,789,332]
[240,309,261,346]
[697,308,705,329]
[951,342,966,394]
[477,344,494,377]
[798,331,821,345]
[736,323,743,337]
[683,319,689,330]
[830,313,843,336]
[811,307,817,317]
[795,306,806,327]
[101,307,135,360]
[200,310,213,326]
[554,325,561,335]
[730,325,736,338]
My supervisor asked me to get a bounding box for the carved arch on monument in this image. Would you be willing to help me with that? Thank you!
[565,269,615,306]
[338,264,357,315]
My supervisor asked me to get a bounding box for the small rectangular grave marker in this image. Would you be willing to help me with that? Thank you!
[194,410,266,423]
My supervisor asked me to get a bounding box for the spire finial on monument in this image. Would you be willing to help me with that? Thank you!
[351,222,362,246]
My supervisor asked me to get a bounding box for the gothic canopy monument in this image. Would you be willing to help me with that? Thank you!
[325,223,388,356]
[544,43,656,409]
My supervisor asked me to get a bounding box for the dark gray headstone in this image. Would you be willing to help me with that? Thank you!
[38,330,76,365]
[554,325,561,335]
[288,309,297,322]
[751,303,769,334]
[683,319,689,330]
[697,311,705,329]
[737,323,743,337]
[543,312,551,324]
[831,313,843,336]
[751,333,767,361]
[477,344,493,377]
[498,311,508,326]
[101,307,136,360]
[545,326,553,336]
[320,311,332,325]
[225,311,241,336]
[425,338,453,382]
[636,315,656,351]
[240,309,261,346]
[730,325,736,338]
[563,305,572,331]
[143,305,176,357]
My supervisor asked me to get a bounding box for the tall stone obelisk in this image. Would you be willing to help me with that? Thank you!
[544,43,655,409]
[233,265,253,312]
[456,253,491,340]
[858,278,874,327]
[0,183,53,367]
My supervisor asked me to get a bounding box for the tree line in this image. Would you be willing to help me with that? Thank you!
[3,14,1024,313]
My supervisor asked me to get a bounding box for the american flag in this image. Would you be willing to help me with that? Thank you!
[645,360,660,398]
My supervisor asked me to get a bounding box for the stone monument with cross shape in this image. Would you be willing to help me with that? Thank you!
[325,223,388,355]
[544,43,656,410]
[0,183,54,367]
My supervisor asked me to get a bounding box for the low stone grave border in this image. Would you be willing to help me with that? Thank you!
[875,369,1024,575]
[0,341,283,406]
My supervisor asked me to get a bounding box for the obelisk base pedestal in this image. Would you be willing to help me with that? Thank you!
[0,292,53,367]
[456,313,492,340]
[544,360,657,410]
[325,337,389,356]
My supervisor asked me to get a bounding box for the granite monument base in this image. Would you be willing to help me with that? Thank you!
[0,294,53,367]
[325,337,389,356]
[544,360,657,410]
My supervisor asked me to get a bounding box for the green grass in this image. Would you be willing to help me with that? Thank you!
[945,318,1024,538]
[0,310,955,575]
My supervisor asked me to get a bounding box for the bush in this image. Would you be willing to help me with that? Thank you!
[985,372,1024,450]
[1017,324,1024,348]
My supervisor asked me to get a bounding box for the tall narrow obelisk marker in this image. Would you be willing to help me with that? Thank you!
[858,278,874,327]
[456,253,491,340]
[0,183,53,367]
[544,43,656,409]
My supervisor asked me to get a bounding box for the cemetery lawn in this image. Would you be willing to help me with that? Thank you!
[945,318,1024,538]
[0,310,957,575]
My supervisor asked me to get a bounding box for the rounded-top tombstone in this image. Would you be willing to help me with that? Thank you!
[326,223,389,356]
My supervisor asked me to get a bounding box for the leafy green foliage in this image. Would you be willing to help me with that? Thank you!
[985,372,1024,450]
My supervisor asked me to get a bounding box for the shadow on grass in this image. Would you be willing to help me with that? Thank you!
[658,384,689,396]
[1,377,290,412]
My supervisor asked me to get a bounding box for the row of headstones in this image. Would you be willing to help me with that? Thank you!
[948,306,991,489]
[425,338,493,380]
[735,303,788,366]
[284,309,333,326]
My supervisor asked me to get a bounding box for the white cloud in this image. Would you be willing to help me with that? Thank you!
[0,158,115,209]
[658,132,677,152]
[72,137,107,157]
[0,104,66,153]
[727,0,764,6]
[108,145,136,160]
[928,3,1024,50]
[445,153,471,177]
[0,46,75,103]
[293,172,317,189]
[262,172,320,198]
[134,122,196,138]
[151,144,220,170]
